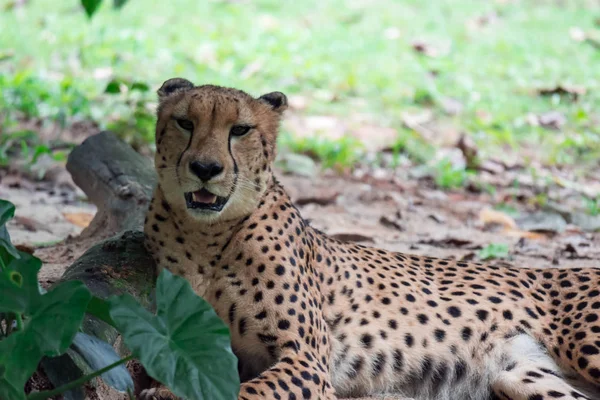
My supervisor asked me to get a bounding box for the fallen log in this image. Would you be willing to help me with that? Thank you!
[40,132,158,399]
[66,131,157,238]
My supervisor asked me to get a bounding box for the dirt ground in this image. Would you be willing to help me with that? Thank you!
[2,147,600,400]
[2,161,599,288]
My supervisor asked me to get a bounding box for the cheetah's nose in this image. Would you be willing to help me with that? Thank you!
[189,161,223,181]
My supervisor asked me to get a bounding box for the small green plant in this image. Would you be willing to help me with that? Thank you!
[432,159,471,189]
[81,0,129,18]
[478,243,510,261]
[0,73,91,168]
[0,199,240,400]
[390,128,434,165]
[103,78,156,148]
[584,197,600,216]
[278,132,364,171]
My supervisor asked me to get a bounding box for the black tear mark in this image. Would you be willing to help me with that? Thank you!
[175,102,196,184]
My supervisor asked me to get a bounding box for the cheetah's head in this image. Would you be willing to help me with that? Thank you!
[154,78,287,222]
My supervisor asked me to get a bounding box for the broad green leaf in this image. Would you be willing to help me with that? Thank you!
[130,82,150,92]
[0,251,42,313]
[0,199,19,263]
[71,332,134,393]
[86,295,116,327]
[108,269,239,400]
[0,199,15,227]
[82,0,103,18]
[0,330,40,400]
[0,279,91,399]
[0,227,20,262]
[27,280,92,356]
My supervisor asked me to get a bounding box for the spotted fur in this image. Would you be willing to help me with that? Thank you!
[142,79,600,400]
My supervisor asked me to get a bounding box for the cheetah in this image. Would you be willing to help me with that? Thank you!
[143,78,600,400]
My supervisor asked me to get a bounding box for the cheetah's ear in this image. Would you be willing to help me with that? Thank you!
[259,91,288,114]
[157,78,194,100]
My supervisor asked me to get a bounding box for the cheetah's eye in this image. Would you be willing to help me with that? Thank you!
[230,125,252,137]
[175,118,194,131]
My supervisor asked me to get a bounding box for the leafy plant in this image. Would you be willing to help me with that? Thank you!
[81,0,129,18]
[279,131,364,171]
[109,270,240,400]
[104,77,156,148]
[389,128,434,165]
[584,197,600,216]
[478,243,510,261]
[0,199,240,400]
[432,159,472,189]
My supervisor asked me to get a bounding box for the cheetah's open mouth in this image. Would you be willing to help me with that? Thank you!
[184,189,228,212]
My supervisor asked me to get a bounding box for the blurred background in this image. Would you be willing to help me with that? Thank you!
[1,0,600,268]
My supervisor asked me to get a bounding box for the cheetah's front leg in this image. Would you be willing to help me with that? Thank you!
[239,347,335,400]
[140,349,335,400]
[140,312,335,400]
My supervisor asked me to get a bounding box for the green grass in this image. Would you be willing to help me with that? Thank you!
[1,0,599,169]
[432,158,473,190]
[279,130,364,170]
[478,243,510,261]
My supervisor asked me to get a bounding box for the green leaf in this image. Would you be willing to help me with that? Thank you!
[0,279,91,400]
[104,80,122,94]
[86,295,116,327]
[478,243,510,260]
[0,330,40,400]
[0,199,19,263]
[130,82,150,92]
[0,199,15,227]
[0,251,42,313]
[27,280,92,356]
[0,227,20,263]
[113,0,128,9]
[108,269,239,400]
[81,0,103,18]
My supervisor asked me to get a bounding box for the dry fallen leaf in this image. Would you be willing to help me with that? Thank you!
[15,244,35,254]
[477,160,506,175]
[330,233,374,243]
[459,252,477,262]
[379,212,404,231]
[411,40,435,56]
[479,208,518,230]
[13,215,51,233]
[441,97,464,115]
[561,243,593,260]
[63,212,94,228]
[428,213,446,224]
[456,134,479,169]
[411,40,446,58]
[465,11,499,31]
[502,229,547,241]
[296,191,339,207]
[419,237,474,249]
[536,85,585,101]
[537,111,566,130]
